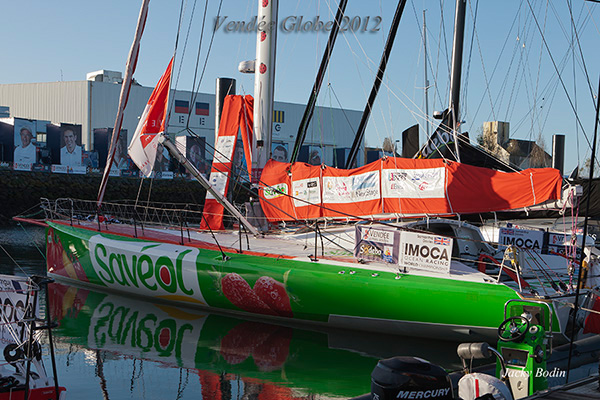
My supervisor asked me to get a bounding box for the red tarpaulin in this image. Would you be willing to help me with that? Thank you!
[259,157,562,222]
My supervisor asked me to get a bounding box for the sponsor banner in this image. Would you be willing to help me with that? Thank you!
[0,162,10,169]
[292,177,320,208]
[548,233,568,247]
[381,167,445,199]
[354,225,400,264]
[498,227,544,253]
[51,164,69,174]
[205,171,229,200]
[322,170,380,204]
[263,183,289,200]
[213,136,235,164]
[13,162,33,171]
[160,171,174,180]
[70,165,87,175]
[89,235,207,302]
[399,232,452,274]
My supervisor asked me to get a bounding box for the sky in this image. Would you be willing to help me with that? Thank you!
[2,0,600,174]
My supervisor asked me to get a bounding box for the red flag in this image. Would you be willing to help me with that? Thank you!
[128,57,173,177]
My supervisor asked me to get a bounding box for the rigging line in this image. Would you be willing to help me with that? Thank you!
[570,0,581,168]
[0,244,29,278]
[189,0,224,111]
[567,0,598,168]
[16,224,45,261]
[437,0,451,109]
[525,0,594,156]
[470,3,524,124]
[134,175,145,208]
[185,0,210,130]
[468,0,497,122]
[530,1,549,143]
[170,0,193,96]
[328,84,358,136]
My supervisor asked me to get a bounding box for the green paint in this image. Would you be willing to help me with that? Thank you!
[47,222,557,335]
[94,244,113,283]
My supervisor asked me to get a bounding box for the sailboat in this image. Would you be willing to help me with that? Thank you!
[38,0,600,343]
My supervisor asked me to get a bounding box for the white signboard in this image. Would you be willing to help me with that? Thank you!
[51,164,69,174]
[213,136,235,164]
[206,171,229,199]
[498,227,544,253]
[292,177,320,207]
[399,231,453,274]
[13,162,33,171]
[322,170,380,204]
[381,168,445,199]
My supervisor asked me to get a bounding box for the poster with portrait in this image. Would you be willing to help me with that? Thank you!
[110,129,129,171]
[92,128,130,171]
[271,142,289,163]
[59,124,83,167]
[13,118,37,166]
[153,142,171,174]
[308,145,323,166]
[185,136,207,176]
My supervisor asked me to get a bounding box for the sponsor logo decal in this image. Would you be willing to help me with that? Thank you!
[90,236,205,302]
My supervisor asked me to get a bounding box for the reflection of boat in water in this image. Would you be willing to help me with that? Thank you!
[48,282,466,399]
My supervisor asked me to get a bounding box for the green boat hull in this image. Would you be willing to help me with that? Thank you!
[46,221,555,340]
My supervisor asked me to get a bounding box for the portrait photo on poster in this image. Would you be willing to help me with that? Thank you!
[60,125,83,166]
[308,145,323,166]
[110,131,129,171]
[271,142,289,163]
[13,119,37,164]
[186,136,208,175]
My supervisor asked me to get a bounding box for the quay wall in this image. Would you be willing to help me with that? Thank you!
[0,170,207,225]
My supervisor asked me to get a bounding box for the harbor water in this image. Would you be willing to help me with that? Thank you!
[1,225,596,399]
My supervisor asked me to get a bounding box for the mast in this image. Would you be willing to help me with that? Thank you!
[423,10,430,138]
[252,0,278,177]
[289,0,348,163]
[345,0,408,169]
[449,0,466,162]
[97,0,149,207]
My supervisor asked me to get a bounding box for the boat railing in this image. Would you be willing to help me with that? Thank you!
[40,197,218,230]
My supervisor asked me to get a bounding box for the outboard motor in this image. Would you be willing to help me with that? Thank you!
[371,356,453,400]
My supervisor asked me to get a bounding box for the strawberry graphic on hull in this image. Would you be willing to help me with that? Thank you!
[220,273,293,318]
[221,273,277,316]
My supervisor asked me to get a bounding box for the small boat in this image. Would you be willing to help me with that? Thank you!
[0,274,66,400]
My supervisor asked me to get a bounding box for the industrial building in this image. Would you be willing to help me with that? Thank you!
[0,70,363,172]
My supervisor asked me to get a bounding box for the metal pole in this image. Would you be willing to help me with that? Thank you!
[423,10,430,138]
[566,74,600,382]
[449,0,466,162]
[290,0,348,163]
